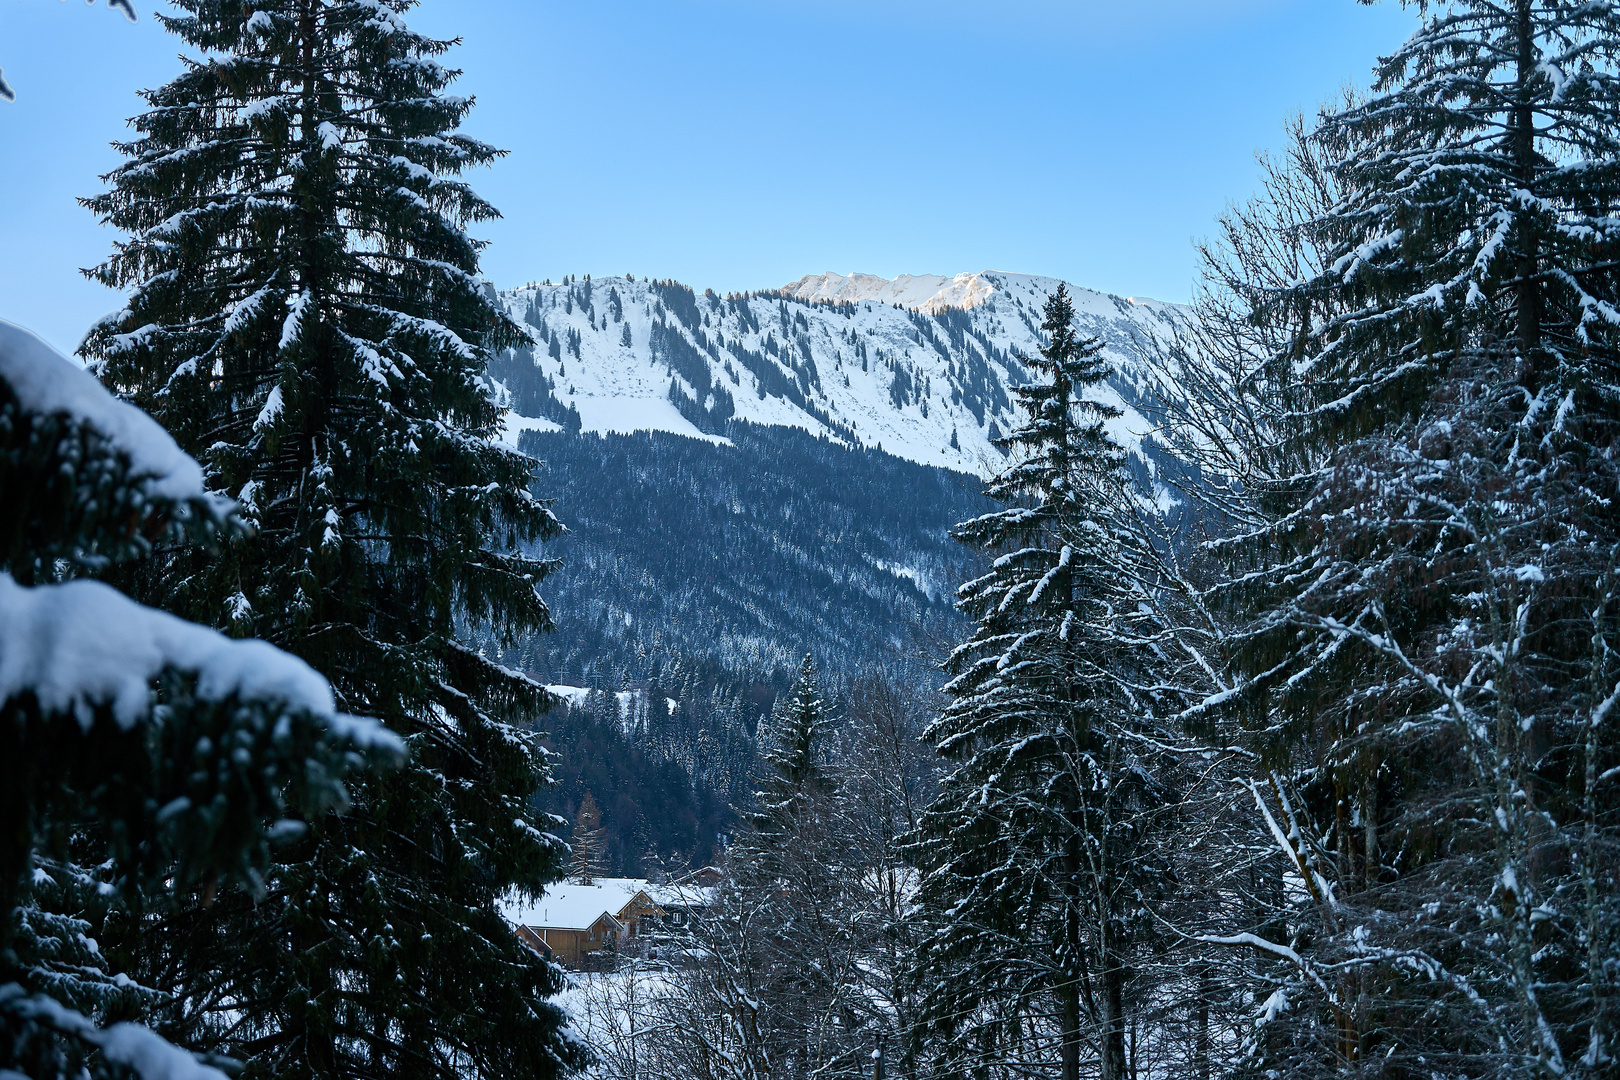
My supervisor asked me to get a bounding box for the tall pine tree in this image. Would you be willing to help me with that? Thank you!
[908,287,1172,1080]
[687,655,873,1078]
[569,790,606,885]
[1175,3,1620,1076]
[747,655,835,848]
[78,3,581,1079]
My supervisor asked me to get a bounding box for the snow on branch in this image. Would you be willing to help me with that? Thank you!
[2,984,229,1080]
[0,572,401,757]
[0,320,208,504]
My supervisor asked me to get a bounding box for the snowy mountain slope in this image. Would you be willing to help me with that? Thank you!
[486,270,1187,479]
[780,271,998,313]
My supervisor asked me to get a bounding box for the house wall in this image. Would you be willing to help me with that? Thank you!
[515,923,614,967]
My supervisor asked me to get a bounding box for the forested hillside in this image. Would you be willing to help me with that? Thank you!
[479,422,988,687]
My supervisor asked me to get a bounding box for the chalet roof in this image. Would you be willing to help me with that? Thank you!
[647,880,717,909]
[501,878,654,932]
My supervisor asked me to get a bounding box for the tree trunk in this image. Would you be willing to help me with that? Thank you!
[1362,774,1378,892]
[1512,0,1543,384]
[1099,951,1127,1080]
[1194,963,1212,1080]
[1059,882,1083,1080]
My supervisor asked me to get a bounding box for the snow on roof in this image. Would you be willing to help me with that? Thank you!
[647,880,717,909]
[0,319,212,504]
[502,878,657,931]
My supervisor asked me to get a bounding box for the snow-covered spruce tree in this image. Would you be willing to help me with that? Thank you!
[907,287,1173,1080]
[746,655,837,850]
[0,320,398,1080]
[1175,5,1620,1077]
[76,4,579,1080]
[1142,112,1378,1080]
[569,790,606,885]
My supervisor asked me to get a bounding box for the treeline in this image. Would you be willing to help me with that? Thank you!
[590,8,1620,1080]
[536,673,763,877]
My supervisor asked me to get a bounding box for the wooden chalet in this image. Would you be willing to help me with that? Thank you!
[504,878,664,967]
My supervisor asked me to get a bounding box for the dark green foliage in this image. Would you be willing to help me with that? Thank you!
[910,287,1174,1080]
[1,327,389,1080]
[76,2,580,1079]
[748,655,834,841]
[667,376,734,435]
[652,281,702,332]
[652,319,713,397]
[0,385,220,587]
[1171,5,1620,1076]
[537,693,739,876]
[499,423,985,686]
[488,345,582,432]
[718,655,874,1078]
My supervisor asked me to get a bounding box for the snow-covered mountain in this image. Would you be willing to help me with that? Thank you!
[478,270,1190,684]
[487,270,1186,478]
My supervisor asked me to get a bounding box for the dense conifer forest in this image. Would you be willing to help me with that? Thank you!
[489,422,986,686]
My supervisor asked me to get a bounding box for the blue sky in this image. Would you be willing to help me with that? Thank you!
[0,0,1417,354]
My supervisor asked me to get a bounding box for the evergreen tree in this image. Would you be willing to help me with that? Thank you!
[77,4,581,1080]
[908,286,1171,1080]
[746,655,835,850]
[570,790,607,885]
[1165,4,1620,1076]
[711,654,872,1079]
[0,320,397,1080]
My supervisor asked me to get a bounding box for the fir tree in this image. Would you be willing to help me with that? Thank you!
[908,286,1170,1080]
[77,4,581,1080]
[570,790,607,885]
[709,655,874,1078]
[0,320,397,1080]
[747,655,835,848]
[1170,4,1620,1075]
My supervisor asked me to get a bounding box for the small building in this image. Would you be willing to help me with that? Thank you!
[646,875,719,930]
[504,878,666,967]
[512,908,625,968]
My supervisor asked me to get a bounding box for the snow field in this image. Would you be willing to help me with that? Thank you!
[495,270,1186,481]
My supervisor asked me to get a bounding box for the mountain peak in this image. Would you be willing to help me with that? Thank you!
[780,271,999,314]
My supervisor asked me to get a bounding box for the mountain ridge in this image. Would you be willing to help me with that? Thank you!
[486,270,1186,483]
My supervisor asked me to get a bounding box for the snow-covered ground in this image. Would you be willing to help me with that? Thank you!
[491,270,1188,479]
[546,685,680,734]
